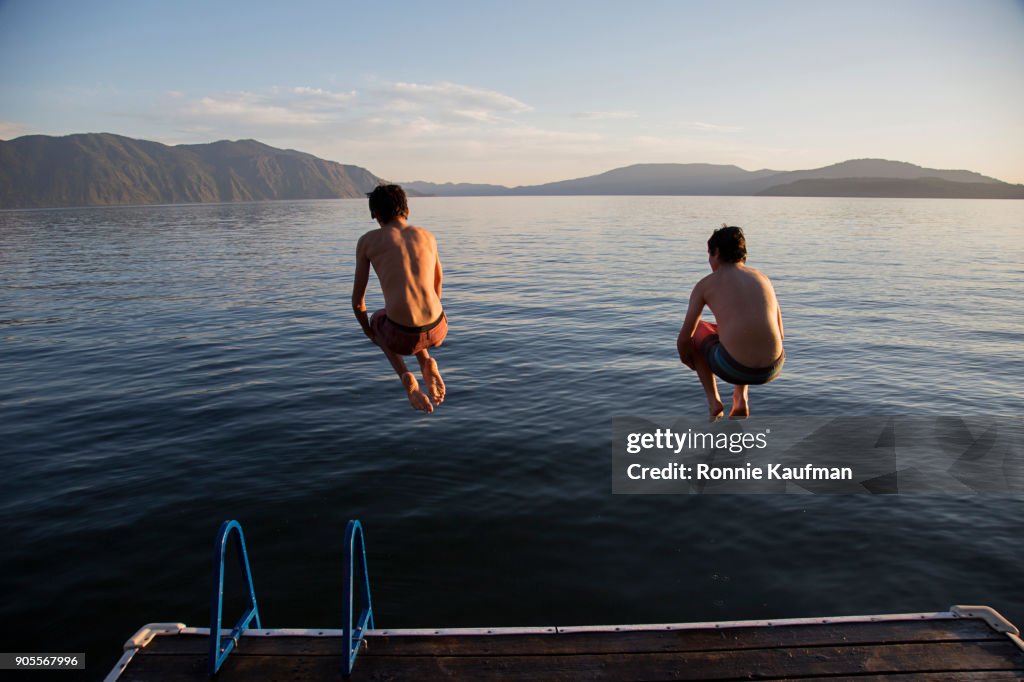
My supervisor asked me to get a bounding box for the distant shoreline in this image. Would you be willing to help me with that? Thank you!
[5,193,1024,215]
[2,133,1022,209]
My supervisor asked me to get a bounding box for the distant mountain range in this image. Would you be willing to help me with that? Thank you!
[406,159,1024,199]
[1,133,1021,208]
[0,133,390,209]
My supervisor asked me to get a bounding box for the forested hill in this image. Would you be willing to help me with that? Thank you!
[0,133,386,208]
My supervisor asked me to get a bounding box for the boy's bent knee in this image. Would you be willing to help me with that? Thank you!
[677,334,694,367]
[679,348,696,370]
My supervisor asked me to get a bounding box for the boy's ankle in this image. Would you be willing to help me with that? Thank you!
[401,371,419,392]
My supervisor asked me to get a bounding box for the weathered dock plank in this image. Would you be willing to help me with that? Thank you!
[111,618,1024,682]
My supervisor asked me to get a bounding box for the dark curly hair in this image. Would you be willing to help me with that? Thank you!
[707,224,746,263]
[367,184,409,223]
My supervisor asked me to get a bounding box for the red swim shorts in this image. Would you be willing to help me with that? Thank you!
[370,309,448,356]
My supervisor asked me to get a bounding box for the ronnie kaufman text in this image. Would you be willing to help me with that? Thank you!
[626,462,854,481]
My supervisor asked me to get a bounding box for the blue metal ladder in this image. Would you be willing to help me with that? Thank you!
[208,519,373,676]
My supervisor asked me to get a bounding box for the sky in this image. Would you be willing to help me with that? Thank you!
[0,0,1022,185]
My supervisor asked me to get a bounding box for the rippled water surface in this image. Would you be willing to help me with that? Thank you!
[2,196,1023,678]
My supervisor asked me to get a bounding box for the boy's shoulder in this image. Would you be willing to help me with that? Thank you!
[744,265,775,285]
[356,229,379,250]
[408,223,436,239]
[724,264,772,282]
[696,270,719,289]
[699,265,772,291]
[745,264,767,276]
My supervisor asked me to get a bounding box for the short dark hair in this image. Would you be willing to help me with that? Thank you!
[708,224,746,263]
[367,184,409,223]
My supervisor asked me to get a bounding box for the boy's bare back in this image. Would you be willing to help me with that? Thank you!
[694,265,783,367]
[356,224,443,328]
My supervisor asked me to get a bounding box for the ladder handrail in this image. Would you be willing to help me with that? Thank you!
[342,519,374,675]
[208,520,262,675]
[205,519,374,677]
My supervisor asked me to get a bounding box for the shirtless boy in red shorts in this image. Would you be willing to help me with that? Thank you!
[677,225,784,418]
[352,184,447,413]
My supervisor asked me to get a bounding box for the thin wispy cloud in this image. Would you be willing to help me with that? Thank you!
[290,86,357,104]
[169,80,532,133]
[190,93,326,127]
[185,85,359,127]
[448,109,516,124]
[364,115,442,136]
[686,121,744,133]
[572,111,639,120]
[385,81,532,113]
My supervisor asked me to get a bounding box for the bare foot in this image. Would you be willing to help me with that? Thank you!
[709,399,725,418]
[401,372,434,414]
[420,357,446,405]
[729,400,749,418]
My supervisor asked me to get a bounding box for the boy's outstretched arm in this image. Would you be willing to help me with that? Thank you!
[677,279,707,369]
[352,236,375,342]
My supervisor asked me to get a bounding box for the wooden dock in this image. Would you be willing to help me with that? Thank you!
[108,606,1024,681]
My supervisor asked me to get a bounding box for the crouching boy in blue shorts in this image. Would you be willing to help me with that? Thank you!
[677,225,784,417]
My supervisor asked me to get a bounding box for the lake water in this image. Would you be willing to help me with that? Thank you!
[1,195,1023,678]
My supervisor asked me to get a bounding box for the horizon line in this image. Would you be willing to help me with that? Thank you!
[1,130,1018,188]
